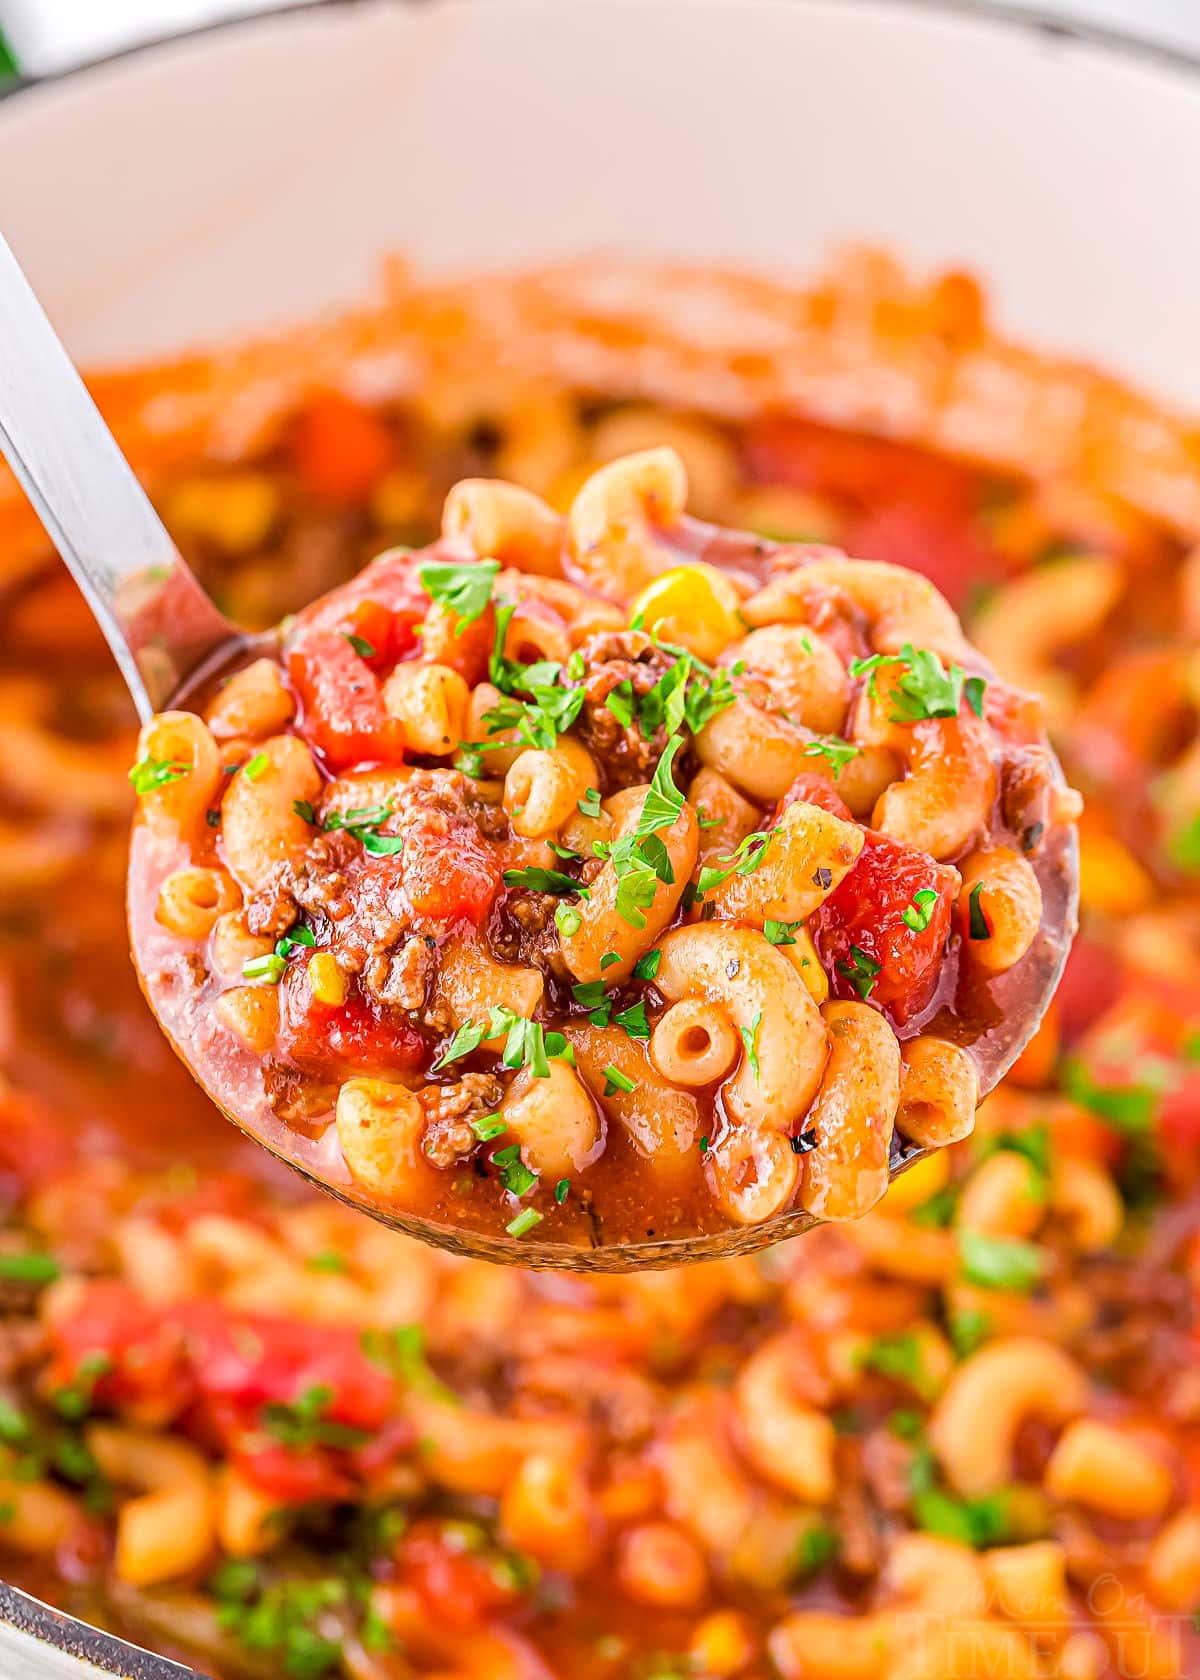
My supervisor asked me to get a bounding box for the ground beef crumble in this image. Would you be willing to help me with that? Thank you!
[574,629,676,789]
[244,771,507,1030]
[419,1071,505,1168]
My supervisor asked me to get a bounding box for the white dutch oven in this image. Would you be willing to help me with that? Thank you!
[0,1,1198,1672]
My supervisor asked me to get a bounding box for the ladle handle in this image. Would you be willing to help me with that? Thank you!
[0,233,237,720]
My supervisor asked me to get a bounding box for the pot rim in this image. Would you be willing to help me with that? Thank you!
[2,0,1199,107]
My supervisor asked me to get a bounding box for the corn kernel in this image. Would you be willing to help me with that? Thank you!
[777,929,829,1005]
[880,1147,951,1215]
[166,474,278,554]
[689,1609,756,1676]
[1079,823,1155,915]
[631,564,743,663]
[307,952,348,1007]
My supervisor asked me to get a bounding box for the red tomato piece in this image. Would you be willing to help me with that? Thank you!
[812,832,958,1026]
[288,627,406,771]
[844,501,1001,613]
[295,549,428,652]
[280,966,428,1075]
[175,1305,395,1425]
[291,391,395,504]
[775,772,853,822]
[396,1522,520,1631]
[44,1282,193,1422]
[233,1443,352,1504]
[743,417,967,506]
[402,808,502,925]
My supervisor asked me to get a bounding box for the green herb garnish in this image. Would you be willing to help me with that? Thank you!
[418,558,500,630]
[902,888,939,933]
[837,944,881,1001]
[128,756,190,794]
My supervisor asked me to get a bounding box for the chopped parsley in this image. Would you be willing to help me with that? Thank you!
[763,919,802,946]
[293,799,317,824]
[602,1063,638,1097]
[341,632,376,658]
[850,643,987,723]
[614,1001,650,1040]
[578,787,603,819]
[957,1230,1046,1293]
[633,948,662,980]
[836,944,881,1001]
[605,681,635,728]
[636,736,686,834]
[600,952,621,971]
[275,924,316,959]
[321,802,404,856]
[493,1143,538,1198]
[740,1010,763,1081]
[211,1563,350,1679]
[947,1308,993,1359]
[51,1352,113,1420]
[858,1330,938,1400]
[0,1251,61,1286]
[128,756,190,794]
[418,557,500,630]
[901,1421,1016,1549]
[967,881,992,940]
[1167,814,1200,874]
[431,1018,489,1069]
[1062,1059,1158,1135]
[695,827,777,898]
[361,1324,458,1405]
[306,1251,349,1275]
[555,903,583,938]
[802,736,860,777]
[261,1384,369,1451]
[554,1179,571,1205]
[503,866,581,895]
[793,1524,841,1582]
[902,887,939,933]
[433,1008,575,1078]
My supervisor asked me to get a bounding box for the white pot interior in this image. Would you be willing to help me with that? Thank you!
[0,0,1197,406]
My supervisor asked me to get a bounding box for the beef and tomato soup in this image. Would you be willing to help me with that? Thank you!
[127,450,1077,1255]
[0,255,1197,1678]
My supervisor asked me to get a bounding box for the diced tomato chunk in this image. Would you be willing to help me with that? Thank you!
[844,501,1001,613]
[402,809,502,925]
[280,965,428,1075]
[396,1522,521,1630]
[177,1304,395,1426]
[776,772,853,823]
[288,627,406,771]
[43,1282,194,1422]
[742,416,1001,610]
[812,832,958,1026]
[291,391,396,504]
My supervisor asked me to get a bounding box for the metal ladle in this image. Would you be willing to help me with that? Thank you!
[0,234,1077,1271]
